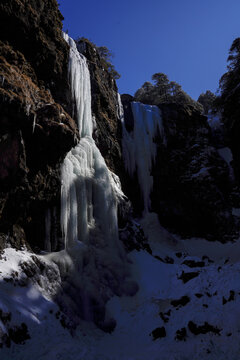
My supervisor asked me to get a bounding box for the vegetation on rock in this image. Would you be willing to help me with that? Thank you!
[197,90,217,115]
[134,72,203,112]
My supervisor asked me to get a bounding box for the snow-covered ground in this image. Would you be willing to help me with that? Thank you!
[1,214,240,359]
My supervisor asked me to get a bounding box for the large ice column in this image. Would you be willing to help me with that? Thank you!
[63,33,92,137]
[120,99,164,213]
[61,34,120,251]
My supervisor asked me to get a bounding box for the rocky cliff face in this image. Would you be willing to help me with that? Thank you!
[153,103,237,241]
[121,98,239,241]
[0,0,78,251]
[220,85,240,181]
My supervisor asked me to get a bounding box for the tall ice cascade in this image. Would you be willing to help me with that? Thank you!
[120,99,165,213]
[45,35,137,330]
[61,34,122,251]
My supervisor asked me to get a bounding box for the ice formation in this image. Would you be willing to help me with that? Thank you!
[61,34,122,252]
[120,98,165,213]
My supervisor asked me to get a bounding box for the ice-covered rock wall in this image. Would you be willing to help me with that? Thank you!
[120,100,165,213]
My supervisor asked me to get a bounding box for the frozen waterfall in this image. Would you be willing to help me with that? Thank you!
[120,99,165,213]
[61,34,120,251]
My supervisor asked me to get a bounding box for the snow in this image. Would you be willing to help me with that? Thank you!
[232,208,240,217]
[207,113,222,129]
[217,147,233,166]
[217,147,234,179]
[3,221,240,359]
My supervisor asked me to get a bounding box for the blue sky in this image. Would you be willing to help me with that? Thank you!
[58,0,240,100]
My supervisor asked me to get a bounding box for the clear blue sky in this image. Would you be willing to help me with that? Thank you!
[58,0,240,100]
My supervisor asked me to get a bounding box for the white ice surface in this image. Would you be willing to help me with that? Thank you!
[121,100,165,213]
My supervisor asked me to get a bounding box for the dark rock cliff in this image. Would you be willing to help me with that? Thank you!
[0,0,78,251]
[220,86,240,181]
[121,97,239,241]
[153,103,237,241]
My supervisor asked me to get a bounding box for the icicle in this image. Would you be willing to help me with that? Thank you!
[63,33,92,138]
[32,113,37,133]
[45,209,51,252]
[26,104,31,116]
[120,97,165,213]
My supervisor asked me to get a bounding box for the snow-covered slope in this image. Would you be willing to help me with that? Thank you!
[2,217,240,359]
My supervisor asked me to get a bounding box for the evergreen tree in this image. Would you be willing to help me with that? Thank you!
[198,90,217,115]
[97,46,121,80]
[134,73,203,112]
[219,38,240,97]
[75,38,120,80]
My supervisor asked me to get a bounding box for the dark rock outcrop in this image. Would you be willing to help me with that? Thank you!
[152,103,237,241]
[0,0,72,110]
[220,85,240,181]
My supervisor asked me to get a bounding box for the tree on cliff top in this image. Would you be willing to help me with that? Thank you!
[218,37,240,98]
[215,37,240,129]
[198,90,217,115]
[135,72,203,112]
[75,38,121,80]
[97,46,121,80]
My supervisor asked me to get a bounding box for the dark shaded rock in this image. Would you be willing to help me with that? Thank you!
[223,290,235,305]
[175,252,183,258]
[121,94,134,132]
[219,78,240,182]
[151,103,237,241]
[195,293,203,298]
[159,309,171,323]
[171,295,190,308]
[178,271,199,283]
[8,323,30,345]
[182,260,205,268]
[0,0,71,111]
[163,256,174,264]
[119,219,151,254]
[188,321,221,336]
[202,255,214,263]
[175,327,187,341]
[154,255,174,264]
[150,326,166,340]
[0,310,30,348]
[0,310,11,325]
[0,2,78,251]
